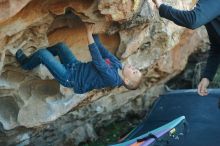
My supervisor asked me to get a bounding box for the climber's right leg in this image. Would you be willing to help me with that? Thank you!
[47,42,80,67]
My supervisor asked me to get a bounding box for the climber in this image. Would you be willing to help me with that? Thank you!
[152,0,220,96]
[15,23,142,94]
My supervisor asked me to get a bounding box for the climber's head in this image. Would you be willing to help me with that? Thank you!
[122,63,142,90]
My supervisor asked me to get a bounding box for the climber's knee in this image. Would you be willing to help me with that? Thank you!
[36,48,49,56]
[56,42,68,49]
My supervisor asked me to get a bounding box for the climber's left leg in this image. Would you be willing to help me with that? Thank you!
[16,48,72,87]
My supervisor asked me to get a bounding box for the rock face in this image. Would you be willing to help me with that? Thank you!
[0,0,207,145]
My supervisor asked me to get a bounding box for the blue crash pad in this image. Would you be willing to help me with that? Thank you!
[112,89,220,146]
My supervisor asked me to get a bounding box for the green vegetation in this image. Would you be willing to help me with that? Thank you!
[80,115,142,146]
[210,67,220,87]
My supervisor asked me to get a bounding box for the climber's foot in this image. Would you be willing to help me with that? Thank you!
[15,49,28,65]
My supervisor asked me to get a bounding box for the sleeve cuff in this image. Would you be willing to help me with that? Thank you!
[201,74,213,82]
[88,43,97,49]
[92,34,101,45]
[159,4,170,18]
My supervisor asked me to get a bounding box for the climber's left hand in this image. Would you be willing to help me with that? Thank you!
[85,23,95,35]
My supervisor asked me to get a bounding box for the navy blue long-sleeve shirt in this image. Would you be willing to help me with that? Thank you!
[159,0,220,81]
[69,35,123,94]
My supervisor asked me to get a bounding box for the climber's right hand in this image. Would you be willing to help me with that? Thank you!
[197,78,210,96]
[152,0,162,8]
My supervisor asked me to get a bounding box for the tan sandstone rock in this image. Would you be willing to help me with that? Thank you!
[0,0,207,145]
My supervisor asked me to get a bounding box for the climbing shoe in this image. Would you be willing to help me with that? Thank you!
[15,49,28,65]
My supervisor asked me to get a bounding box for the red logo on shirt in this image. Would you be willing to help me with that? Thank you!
[105,58,111,65]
